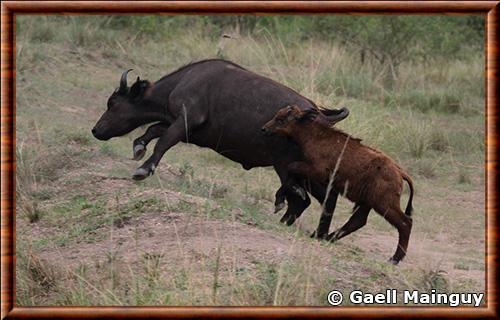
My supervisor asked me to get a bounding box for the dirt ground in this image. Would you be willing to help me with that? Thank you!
[17,154,485,305]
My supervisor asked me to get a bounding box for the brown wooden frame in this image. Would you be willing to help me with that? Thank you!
[1,1,498,319]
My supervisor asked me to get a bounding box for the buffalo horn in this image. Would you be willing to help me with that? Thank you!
[321,107,350,125]
[119,69,133,94]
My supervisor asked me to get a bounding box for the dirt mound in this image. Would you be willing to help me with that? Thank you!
[42,213,297,268]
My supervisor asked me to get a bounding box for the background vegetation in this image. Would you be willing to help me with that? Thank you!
[15,15,485,306]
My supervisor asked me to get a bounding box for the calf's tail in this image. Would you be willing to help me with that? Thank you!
[402,173,414,216]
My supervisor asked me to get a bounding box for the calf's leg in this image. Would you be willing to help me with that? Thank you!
[284,161,340,228]
[376,206,412,265]
[309,182,339,239]
[327,204,371,242]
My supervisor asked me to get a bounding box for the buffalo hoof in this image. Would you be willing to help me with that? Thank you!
[274,201,286,214]
[280,213,290,223]
[133,144,146,161]
[133,167,152,181]
[279,212,297,225]
[388,257,400,265]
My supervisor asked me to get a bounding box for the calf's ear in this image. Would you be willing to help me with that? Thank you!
[298,108,319,122]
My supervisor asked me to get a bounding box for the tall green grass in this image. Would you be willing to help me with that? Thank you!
[16,16,484,116]
[15,16,485,306]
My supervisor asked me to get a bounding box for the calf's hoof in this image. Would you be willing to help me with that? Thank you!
[326,232,338,243]
[388,257,400,265]
[133,144,146,161]
[274,201,286,214]
[327,229,346,243]
[310,230,328,240]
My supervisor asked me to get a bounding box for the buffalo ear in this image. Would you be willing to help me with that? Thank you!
[129,78,150,101]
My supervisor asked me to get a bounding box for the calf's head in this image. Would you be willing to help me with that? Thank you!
[92,69,152,141]
[262,105,322,136]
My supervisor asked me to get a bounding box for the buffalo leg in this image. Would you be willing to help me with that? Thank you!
[133,122,169,160]
[274,181,307,214]
[281,191,311,226]
[133,118,195,180]
[287,161,314,177]
[327,204,371,242]
[274,186,287,213]
[274,165,311,225]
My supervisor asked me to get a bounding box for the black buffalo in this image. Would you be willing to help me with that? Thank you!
[92,59,348,236]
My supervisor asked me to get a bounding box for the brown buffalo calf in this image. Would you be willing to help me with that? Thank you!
[262,105,414,264]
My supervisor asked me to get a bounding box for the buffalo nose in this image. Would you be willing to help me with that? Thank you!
[261,127,268,133]
[91,127,97,137]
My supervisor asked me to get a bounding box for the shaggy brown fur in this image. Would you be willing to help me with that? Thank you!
[262,105,414,264]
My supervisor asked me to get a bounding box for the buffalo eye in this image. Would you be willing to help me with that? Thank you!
[107,98,116,110]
